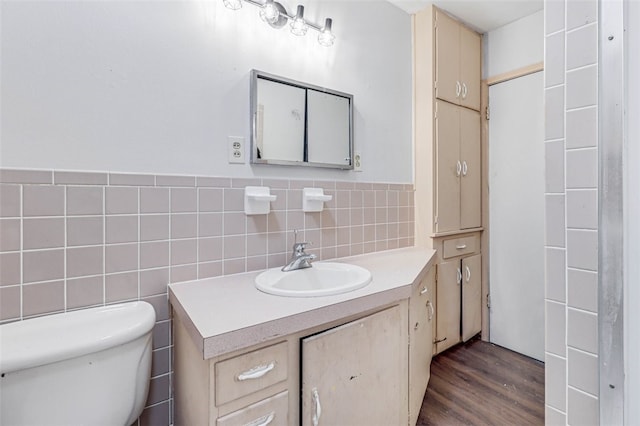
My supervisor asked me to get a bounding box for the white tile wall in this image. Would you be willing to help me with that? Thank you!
[544,0,599,422]
[567,268,598,312]
[566,24,598,69]
[566,66,598,109]
[546,247,567,302]
[546,32,566,87]
[568,348,599,396]
[546,140,566,193]
[546,86,566,139]
[546,194,566,247]
[566,229,598,270]
[566,107,598,148]
[566,189,598,229]
[567,388,599,425]
[546,353,568,410]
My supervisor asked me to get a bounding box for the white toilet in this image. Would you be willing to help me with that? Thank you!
[0,301,156,426]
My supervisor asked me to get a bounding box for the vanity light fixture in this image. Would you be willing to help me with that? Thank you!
[290,5,308,36]
[223,0,335,47]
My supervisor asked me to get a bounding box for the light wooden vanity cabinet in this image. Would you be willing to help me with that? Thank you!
[434,8,481,111]
[408,266,435,425]
[175,298,434,426]
[301,306,405,426]
[434,235,482,353]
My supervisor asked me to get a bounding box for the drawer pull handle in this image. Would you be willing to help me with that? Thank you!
[456,244,467,250]
[237,362,275,381]
[427,301,434,321]
[312,388,322,426]
[244,412,275,426]
[420,287,428,295]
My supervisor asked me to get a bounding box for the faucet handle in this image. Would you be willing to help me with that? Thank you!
[294,241,312,253]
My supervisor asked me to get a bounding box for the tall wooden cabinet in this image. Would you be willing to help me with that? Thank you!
[435,100,481,233]
[414,5,485,355]
[434,9,481,111]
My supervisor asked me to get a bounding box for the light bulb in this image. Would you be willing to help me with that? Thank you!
[223,0,242,10]
[260,0,280,24]
[290,5,308,36]
[318,18,335,47]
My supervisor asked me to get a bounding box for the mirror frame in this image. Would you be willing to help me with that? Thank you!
[249,69,354,170]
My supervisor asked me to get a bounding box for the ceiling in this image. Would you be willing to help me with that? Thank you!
[386,0,543,33]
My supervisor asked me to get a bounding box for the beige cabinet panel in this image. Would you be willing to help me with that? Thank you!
[460,107,482,229]
[409,267,436,426]
[436,260,461,353]
[435,100,461,233]
[462,254,482,342]
[301,306,405,426]
[215,341,288,406]
[435,9,460,106]
[459,26,481,111]
[434,9,481,112]
[435,101,481,233]
[442,234,479,259]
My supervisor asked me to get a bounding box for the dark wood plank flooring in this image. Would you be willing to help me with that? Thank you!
[417,337,545,426]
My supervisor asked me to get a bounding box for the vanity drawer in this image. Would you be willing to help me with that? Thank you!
[442,235,478,259]
[215,341,288,406]
[217,391,288,426]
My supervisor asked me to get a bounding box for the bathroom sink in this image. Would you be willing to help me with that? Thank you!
[255,262,372,297]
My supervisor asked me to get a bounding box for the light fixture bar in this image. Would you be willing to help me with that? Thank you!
[223,0,335,46]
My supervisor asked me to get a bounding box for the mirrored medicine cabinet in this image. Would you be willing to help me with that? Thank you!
[250,69,354,170]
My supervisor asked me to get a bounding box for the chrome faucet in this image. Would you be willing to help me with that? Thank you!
[282,231,316,272]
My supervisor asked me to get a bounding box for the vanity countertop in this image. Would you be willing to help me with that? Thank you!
[169,247,436,359]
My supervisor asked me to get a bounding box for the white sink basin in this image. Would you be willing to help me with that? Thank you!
[255,262,372,297]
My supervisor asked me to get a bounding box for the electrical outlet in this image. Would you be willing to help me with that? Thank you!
[353,152,363,172]
[228,136,245,164]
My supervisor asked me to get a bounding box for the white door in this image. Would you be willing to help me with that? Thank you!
[489,71,545,361]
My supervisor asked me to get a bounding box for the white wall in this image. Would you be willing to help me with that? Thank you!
[626,0,640,422]
[483,9,544,79]
[544,0,600,424]
[0,0,412,183]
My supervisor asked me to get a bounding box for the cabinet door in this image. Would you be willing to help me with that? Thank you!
[436,260,461,353]
[460,107,482,229]
[459,25,481,111]
[462,254,482,342]
[434,9,461,106]
[301,306,404,426]
[435,100,461,233]
[409,267,435,425]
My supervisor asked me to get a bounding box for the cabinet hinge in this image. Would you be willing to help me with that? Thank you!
[486,293,491,309]
[434,215,438,225]
[485,106,490,121]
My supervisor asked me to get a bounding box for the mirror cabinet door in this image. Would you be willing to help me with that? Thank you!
[256,78,306,163]
[307,89,352,167]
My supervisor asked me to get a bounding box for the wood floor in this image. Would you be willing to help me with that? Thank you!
[417,337,545,426]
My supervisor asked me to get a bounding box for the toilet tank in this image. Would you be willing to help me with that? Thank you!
[0,301,156,426]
